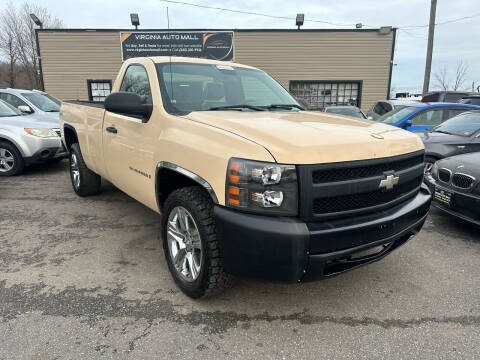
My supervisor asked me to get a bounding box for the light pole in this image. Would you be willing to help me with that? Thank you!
[30,13,44,91]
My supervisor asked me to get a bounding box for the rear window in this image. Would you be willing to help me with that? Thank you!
[422,93,440,102]
[460,98,480,105]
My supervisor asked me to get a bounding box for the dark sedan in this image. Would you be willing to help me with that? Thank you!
[417,111,480,174]
[425,152,480,226]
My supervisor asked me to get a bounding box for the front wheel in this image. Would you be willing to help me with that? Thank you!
[0,141,24,176]
[69,143,101,196]
[162,187,234,298]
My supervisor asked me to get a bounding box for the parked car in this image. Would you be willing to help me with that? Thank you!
[0,88,61,122]
[377,103,480,132]
[421,91,472,103]
[366,99,419,120]
[60,56,431,298]
[0,99,66,176]
[425,152,480,226]
[459,95,480,106]
[417,111,480,174]
[323,105,366,119]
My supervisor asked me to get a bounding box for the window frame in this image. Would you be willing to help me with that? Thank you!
[289,80,363,110]
[0,92,30,110]
[87,79,112,102]
[119,64,153,105]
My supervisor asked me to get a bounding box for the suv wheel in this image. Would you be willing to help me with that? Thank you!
[69,143,101,196]
[162,186,234,298]
[0,141,24,176]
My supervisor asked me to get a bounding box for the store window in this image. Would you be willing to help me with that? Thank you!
[289,81,362,110]
[87,80,112,102]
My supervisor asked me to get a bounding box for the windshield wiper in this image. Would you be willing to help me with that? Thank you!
[432,130,452,135]
[265,104,305,110]
[208,104,265,111]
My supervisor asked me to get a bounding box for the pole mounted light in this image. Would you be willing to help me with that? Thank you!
[296,14,304,30]
[30,13,43,29]
[130,13,140,30]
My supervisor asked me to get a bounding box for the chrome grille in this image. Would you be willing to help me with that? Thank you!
[438,168,451,183]
[452,173,475,189]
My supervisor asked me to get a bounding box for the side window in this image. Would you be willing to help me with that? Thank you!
[120,65,152,104]
[0,93,28,109]
[411,109,444,126]
[374,102,392,115]
[447,109,467,120]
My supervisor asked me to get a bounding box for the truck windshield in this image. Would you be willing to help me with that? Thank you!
[0,99,22,117]
[156,63,300,114]
[22,93,61,112]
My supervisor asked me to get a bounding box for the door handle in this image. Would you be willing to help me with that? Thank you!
[106,126,117,134]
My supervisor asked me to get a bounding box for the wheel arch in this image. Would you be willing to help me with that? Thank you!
[63,124,78,151]
[155,161,218,211]
[0,134,26,157]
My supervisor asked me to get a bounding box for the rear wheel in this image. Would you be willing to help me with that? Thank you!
[0,141,24,176]
[69,143,101,196]
[162,186,234,298]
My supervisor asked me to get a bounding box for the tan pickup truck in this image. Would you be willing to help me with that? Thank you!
[60,56,431,298]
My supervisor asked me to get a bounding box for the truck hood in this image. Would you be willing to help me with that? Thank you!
[185,110,424,164]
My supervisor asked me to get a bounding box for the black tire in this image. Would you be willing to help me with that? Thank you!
[162,186,234,298]
[424,155,438,175]
[0,141,24,176]
[69,143,101,197]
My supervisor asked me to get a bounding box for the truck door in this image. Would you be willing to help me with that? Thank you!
[102,63,157,209]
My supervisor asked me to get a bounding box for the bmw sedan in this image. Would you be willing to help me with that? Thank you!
[418,111,480,174]
[425,152,480,226]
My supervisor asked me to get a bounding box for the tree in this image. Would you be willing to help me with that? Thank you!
[0,4,19,87]
[433,60,469,92]
[0,2,63,89]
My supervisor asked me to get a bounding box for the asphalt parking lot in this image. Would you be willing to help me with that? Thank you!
[1,160,479,359]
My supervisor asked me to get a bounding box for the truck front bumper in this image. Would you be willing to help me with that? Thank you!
[215,184,431,282]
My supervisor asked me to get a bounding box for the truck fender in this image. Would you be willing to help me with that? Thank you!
[155,161,219,210]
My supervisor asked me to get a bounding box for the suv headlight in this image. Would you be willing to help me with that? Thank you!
[226,158,298,215]
[24,128,58,138]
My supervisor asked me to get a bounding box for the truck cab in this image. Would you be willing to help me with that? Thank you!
[60,57,431,298]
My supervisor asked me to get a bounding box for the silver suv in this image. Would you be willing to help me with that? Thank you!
[0,100,66,176]
[0,88,60,121]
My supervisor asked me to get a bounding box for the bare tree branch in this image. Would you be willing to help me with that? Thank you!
[434,66,449,91]
[453,60,468,91]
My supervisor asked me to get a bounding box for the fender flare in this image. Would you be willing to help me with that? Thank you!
[155,161,219,209]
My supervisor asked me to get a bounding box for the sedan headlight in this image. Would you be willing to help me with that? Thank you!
[24,128,58,138]
[431,162,439,179]
[226,158,298,215]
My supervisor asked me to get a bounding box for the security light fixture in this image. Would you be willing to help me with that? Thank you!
[30,13,43,29]
[130,13,140,30]
[356,23,363,29]
[296,14,304,30]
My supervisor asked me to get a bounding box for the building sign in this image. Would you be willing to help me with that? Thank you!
[120,31,234,61]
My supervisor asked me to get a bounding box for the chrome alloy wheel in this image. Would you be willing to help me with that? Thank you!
[70,153,80,189]
[167,206,203,282]
[0,148,14,172]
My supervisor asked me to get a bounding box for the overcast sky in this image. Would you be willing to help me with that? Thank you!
[2,0,478,93]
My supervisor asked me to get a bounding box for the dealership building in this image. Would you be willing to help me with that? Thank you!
[37,28,396,111]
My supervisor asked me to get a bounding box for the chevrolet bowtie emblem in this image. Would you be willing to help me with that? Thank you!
[379,174,399,191]
[371,133,384,140]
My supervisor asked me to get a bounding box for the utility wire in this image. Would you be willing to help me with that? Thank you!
[158,0,480,30]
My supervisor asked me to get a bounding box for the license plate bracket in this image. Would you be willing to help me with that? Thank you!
[434,187,453,206]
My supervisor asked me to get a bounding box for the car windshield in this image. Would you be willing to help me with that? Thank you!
[325,107,365,118]
[431,112,480,137]
[377,106,418,124]
[0,99,21,117]
[22,92,61,112]
[157,63,300,114]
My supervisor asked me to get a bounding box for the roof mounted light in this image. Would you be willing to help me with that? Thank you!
[296,14,304,30]
[130,13,140,30]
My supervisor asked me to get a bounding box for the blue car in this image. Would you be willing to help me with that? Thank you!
[376,102,480,131]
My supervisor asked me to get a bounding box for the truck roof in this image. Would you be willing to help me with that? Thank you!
[131,56,258,70]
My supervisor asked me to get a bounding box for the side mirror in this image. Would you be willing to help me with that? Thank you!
[18,105,33,114]
[367,116,373,120]
[104,92,152,122]
[405,119,413,128]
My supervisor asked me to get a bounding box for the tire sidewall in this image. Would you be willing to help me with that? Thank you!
[69,146,81,194]
[162,193,210,298]
[0,142,24,176]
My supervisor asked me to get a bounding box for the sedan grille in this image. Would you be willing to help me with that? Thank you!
[452,173,475,189]
[438,169,451,183]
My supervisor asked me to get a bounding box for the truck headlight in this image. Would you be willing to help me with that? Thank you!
[24,128,58,138]
[226,158,298,215]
